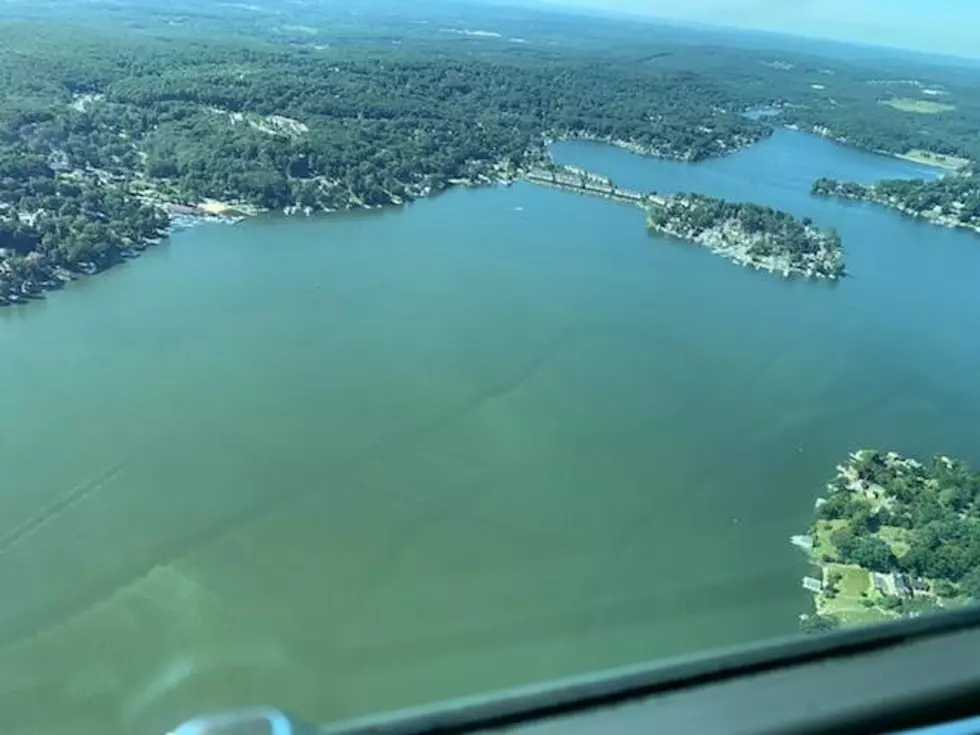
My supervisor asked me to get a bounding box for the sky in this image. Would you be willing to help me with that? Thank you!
[529,0,980,59]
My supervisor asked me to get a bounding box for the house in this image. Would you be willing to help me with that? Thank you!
[892,573,914,598]
[872,573,890,594]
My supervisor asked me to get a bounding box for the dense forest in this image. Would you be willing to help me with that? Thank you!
[646,194,845,278]
[0,22,777,302]
[779,89,980,162]
[3,0,980,303]
[805,451,980,629]
[676,44,980,161]
[812,171,980,233]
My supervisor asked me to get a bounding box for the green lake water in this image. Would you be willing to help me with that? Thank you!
[2,130,979,733]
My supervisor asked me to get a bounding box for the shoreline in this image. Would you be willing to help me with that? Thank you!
[879,146,971,173]
[0,176,518,308]
[0,140,650,307]
[813,187,980,237]
[783,124,970,174]
[885,151,965,173]
[1,128,860,308]
[645,195,845,281]
[547,128,770,163]
[874,201,980,235]
[794,450,976,632]
[648,220,843,280]
[0,201,248,307]
[515,160,845,281]
[795,451,911,630]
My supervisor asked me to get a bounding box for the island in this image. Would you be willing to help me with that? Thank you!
[812,171,980,235]
[795,450,980,633]
[646,194,845,279]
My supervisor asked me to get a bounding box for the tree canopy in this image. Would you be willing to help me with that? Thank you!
[817,451,980,595]
[813,171,980,232]
[3,3,980,302]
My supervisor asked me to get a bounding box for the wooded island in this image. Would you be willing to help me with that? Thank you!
[647,195,845,279]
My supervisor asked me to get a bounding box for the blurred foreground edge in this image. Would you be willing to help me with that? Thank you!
[170,605,980,735]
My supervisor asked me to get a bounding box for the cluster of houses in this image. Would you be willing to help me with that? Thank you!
[871,572,929,598]
[801,569,929,599]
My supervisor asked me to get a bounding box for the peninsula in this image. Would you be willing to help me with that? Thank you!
[646,194,845,279]
[0,21,776,306]
[516,164,845,279]
[796,450,980,632]
[518,162,846,279]
[812,171,980,235]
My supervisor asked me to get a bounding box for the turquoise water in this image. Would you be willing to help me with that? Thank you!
[1,130,979,733]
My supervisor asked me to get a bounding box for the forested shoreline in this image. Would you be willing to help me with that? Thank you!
[0,22,774,304]
[800,451,980,631]
[3,5,980,304]
[812,171,980,235]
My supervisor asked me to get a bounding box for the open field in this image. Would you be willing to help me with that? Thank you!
[892,149,972,170]
[836,564,871,597]
[881,98,957,114]
[819,563,895,625]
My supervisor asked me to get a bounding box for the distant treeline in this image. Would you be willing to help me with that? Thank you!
[3,11,980,301]
[0,21,774,297]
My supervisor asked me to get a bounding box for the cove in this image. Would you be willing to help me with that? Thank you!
[1,130,979,734]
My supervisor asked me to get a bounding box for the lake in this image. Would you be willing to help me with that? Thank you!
[2,129,979,734]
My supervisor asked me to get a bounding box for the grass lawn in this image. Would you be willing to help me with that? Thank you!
[820,591,894,625]
[881,98,957,114]
[833,564,871,596]
[836,606,897,625]
[818,562,884,624]
[821,587,897,626]
[812,519,846,561]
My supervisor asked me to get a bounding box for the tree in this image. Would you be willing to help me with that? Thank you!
[881,595,904,612]
[801,614,840,634]
[962,568,980,600]
[146,156,179,178]
[848,536,895,573]
[933,580,956,598]
[849,503,875,535]
[830,526,858,558]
